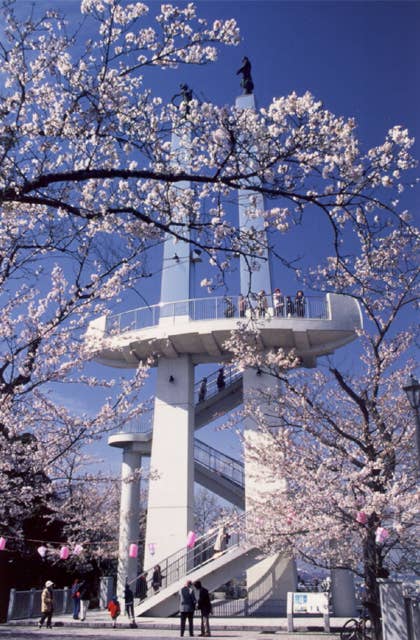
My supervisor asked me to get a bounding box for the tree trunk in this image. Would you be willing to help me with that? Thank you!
[363,528,383,640]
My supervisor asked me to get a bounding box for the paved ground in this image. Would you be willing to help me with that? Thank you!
[0,628,340,640]
[1,611,344,640]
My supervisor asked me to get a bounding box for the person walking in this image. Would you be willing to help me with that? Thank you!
[179,579,196,637]
[213,525,229,557]
[107,595,121,629]
[198,378,207,402]
[152,564,163,593]
[38,580,54,629]
[194,580,212,637]
[78,580,90,621]
[124,583,136,626]
[71,577,81,620]
[138,572,148,600]
[216,368,225,391]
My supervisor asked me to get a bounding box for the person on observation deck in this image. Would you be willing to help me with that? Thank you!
[295,290,306,317]
[273,288,284,317]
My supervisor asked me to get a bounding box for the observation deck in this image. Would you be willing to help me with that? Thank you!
[86,292,362,369]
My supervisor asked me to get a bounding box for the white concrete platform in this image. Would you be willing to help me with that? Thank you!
[86,293,362,369]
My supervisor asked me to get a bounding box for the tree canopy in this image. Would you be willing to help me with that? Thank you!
[0,3,418,634]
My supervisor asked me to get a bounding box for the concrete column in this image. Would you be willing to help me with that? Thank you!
[331,568,357,617]
[117,448,141,598]
[243,368,297,615]
[236,93,272,297]
[379,580,410,640]
[144,356,194,570]
[100,577,115,609]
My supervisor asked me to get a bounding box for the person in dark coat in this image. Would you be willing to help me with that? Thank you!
[286,295,294,317]
[152,565,163,593]
[216,368,225,391]
[138,572,148,600]
[78,580,90,621]
[194,580,212,637]
[124,583,136,625]
[198,378,207,402]
[295,290,306,317]
[179,580,196,637]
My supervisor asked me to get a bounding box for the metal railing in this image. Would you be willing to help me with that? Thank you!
[194,439,244,488]
[105,294,328,335]
[7,587,73,620]
[131,512,248,599]
[194,364,242,404]
[115,364,242,435]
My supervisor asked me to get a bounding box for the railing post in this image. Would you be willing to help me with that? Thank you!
[62,586,69,614]
[7,588,16,621]
[28,587,36,618]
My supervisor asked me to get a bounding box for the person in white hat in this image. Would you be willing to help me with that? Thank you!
[38,580,54,629]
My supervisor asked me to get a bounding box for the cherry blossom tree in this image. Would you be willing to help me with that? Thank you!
[0,1,418,620]
[225,204,419,638]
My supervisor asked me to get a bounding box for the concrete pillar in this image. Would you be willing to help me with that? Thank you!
[243,368,297,615]
[236,93,272,297]
[379,580,410,640]
[100,577,115,609]
[331,569,357,617]
[144,356,194,570]
[116,448,141,598]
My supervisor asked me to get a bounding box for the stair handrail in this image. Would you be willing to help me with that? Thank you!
[113,364,243,436]
[194,364,242,404]
[129,511,248,598]
[194,439,244,488]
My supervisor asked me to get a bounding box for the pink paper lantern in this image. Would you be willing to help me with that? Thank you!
[375,527,389,544]
[60,545,69,560]
[129,543,138,558]
[186,531,196,549]
[148,542,156,556]
[356,511,368,524]
[37,545,47,558]
[73,544,83,556]
[0,537,6,551]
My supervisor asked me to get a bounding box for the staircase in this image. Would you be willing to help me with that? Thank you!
[194,439,244,509]
[110,365,245,507]
[131,513,260,617]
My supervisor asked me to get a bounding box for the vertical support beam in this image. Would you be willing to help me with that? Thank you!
[236,94,272,298]
[331,568,357,617]
[379,580,410,640]
[117,448,141,598]
[160,127,192,308]
[243,368,297,615]
[144,356,194,569]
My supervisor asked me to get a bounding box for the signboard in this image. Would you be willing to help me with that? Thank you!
[287,591,330,633]
[292,592,329,614]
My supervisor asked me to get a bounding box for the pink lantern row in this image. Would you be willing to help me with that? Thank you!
[129,543,138,558]
[37,544,84,558]
[0,537,6,551]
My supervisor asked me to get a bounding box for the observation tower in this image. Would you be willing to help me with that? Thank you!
[86,89,362,616]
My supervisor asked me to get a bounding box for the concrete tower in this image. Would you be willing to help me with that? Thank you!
[86,85,362,614]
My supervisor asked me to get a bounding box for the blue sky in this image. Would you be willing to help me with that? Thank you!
[11,0,420,468]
